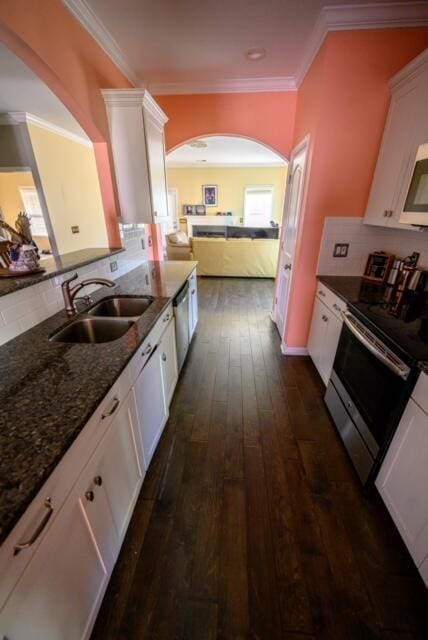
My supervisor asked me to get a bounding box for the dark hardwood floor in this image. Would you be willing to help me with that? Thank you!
[91,277,428,640]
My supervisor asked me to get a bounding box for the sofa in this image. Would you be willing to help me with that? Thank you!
[190,237,279,278]
[166,231,192,261]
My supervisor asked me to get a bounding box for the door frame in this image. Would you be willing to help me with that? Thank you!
[272,134,311,353]
[167,187,179,230]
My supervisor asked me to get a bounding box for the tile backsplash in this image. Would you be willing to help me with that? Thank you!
[0,225,148,346]
[317,217,428,276]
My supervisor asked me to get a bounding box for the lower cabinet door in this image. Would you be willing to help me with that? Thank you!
[160,319,178,408]
[308,297,329,383]
[133,347,168,468]
[0,474,116,640]
[92,391,145,544]
[319,311,342,384]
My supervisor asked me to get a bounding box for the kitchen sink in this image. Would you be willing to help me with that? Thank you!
[88,295,154,318]
[50,317,135,344]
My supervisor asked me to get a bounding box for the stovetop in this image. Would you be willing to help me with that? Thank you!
[318,276,428,367]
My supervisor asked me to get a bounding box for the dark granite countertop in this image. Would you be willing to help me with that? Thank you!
[318,275,428,367]
[0,247,124,298]
[0,260,197,544]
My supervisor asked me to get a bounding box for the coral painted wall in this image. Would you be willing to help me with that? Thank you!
[156,93,297,160]
[0,0,132,248]
[286,28,428,349]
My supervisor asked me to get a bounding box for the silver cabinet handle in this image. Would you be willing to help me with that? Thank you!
[322,315,328,322]
[101,396,119,420]
[153,211,158,217]
[284,264,292,270]
[13,498,53,556]
[143,343,152,356]
[94,476,103,486]
[163,313,170,323]
[85,490,94,502]
[333,303,341,311]
[191,290,195,295]
[384,210,389,217]
[318,290,326,297]
[162,353,167,362]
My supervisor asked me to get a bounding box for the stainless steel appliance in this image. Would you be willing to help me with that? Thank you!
[401,142,428,225]
[325,310,419,485]
[173,281,190,371]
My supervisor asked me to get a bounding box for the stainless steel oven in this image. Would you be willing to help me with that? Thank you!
[325,311,418,485]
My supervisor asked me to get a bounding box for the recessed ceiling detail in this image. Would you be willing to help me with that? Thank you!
[63,1,428,94]
[167,136,287,167]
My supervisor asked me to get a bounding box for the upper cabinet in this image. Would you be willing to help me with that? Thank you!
[103,89,169,224]
[364,50,428,230]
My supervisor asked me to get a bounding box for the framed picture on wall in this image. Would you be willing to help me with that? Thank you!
[202,185,218,207]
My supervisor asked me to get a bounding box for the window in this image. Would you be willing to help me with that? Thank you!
[19,187,48,237]
[244,186,274,227]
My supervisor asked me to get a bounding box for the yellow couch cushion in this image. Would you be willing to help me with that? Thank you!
[191,237,279,277]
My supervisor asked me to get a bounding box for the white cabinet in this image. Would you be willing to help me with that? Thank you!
[376,372,428,585]
[92,390,144,543]
[364,50,428,230]
[133,345,168,469]
[0,437,118,640]
[103,89,169,224]
[188,269,198,339]
[159,318,178,408]
[307,283,345,386]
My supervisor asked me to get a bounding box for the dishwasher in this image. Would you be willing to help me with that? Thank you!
[173,281,190,371]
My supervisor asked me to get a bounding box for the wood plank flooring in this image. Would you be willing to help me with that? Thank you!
[91,277,428,640]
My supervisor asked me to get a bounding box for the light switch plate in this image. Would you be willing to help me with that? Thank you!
[333,243,349,258]
[110,260,118,272]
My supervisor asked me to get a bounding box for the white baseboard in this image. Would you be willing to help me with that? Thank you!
[280,343,309,356]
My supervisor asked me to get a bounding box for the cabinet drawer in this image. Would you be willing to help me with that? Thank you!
[316,282,346,320]
[128,303,173,384]
[0,366,131,610]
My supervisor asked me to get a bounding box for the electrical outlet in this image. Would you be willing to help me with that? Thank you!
[71,225,80,234]
[333,243,349,258]
[110,260,118,273]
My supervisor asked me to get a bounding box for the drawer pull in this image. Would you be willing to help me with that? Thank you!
[318,290,326,297]
[94,476,103,486]
[143,343,152,356]
[191,290,195,295]
[163,313,170,322]
[162,353,167,362]
[13,498,53,556]
[333,303,341,312]
[322,315,328,322]
[101,396,120,420]
[85,490,95,502]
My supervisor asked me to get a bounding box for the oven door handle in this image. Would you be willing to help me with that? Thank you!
[341,311,411,380]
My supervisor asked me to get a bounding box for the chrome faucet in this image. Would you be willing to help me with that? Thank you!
[61,273,115,317]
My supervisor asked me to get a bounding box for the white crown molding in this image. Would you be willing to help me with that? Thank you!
[149,76,297,95]
[62,0,141,86]
[295,2,428,87]
[63,1,428,95]
[389,46,428,90]
[102,89,168,123]
[1,112,92,147]
[166,162,286,168]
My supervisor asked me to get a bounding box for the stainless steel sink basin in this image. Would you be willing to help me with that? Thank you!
[88,296,154,318]
[50,317,135,344]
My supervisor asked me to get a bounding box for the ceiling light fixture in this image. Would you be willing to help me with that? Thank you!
[245,47,266,61]
[190,140,208,149]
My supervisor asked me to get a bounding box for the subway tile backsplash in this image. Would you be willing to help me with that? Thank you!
[0,225,148,346]
[317,217,428,276]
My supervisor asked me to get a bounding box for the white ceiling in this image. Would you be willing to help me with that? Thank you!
[166,136,287,167]
[0,43,89,140]
[64,0,428,92]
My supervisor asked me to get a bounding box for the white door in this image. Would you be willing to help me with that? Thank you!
[274,136,310,341]
[167,188,179,232]
[133,347,168,468]
[160,319,179,408]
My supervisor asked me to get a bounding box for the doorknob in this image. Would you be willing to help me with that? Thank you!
[284,264,292,270]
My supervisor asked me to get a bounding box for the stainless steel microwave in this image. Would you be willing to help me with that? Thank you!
[400,143,428,225]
